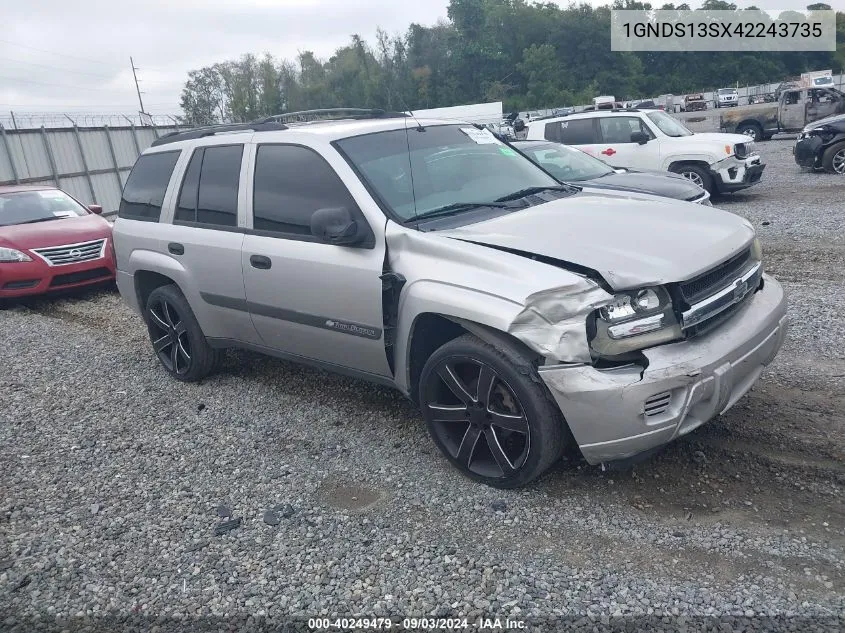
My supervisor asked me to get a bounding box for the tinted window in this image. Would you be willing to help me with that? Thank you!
[119,151,179,221]
[196,145,243,227]
[253,145,358,235]
[599,117,650,144]
[552,119,596,145]
[174,149,202,224]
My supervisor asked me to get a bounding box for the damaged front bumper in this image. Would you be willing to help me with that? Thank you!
[709,155,765,193]
[537,273,787,465]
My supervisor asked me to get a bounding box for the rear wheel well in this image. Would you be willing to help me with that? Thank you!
[135,270,177,313]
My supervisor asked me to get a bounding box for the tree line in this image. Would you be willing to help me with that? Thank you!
[179,0,845,125]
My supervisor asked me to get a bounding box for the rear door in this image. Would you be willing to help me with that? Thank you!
[554,117,601,157]
[241,142,391,378]
[158,143,262,344]
[594,116,657,169]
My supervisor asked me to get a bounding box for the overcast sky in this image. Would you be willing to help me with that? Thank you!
[0,0,822,117]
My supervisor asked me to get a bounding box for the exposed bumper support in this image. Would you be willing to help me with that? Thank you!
[538,274,787,465]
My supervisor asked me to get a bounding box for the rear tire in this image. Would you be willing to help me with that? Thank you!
[821,141,845,175]
[737,123,762,142]
[418,333,567,488]
[670,163,713,194]
[144,284,221,382]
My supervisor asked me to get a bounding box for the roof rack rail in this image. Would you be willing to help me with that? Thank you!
[261,108,408,124]
[150,121,288,147]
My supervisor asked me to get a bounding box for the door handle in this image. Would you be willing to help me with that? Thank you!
[168,242,184,255]
[250,254,272,270]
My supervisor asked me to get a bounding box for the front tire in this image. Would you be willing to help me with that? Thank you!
[821,141,845,175]
[418,334,566,488]
[670,163,713,194]
[145,284,221,382]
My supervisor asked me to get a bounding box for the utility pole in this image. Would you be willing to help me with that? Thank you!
[130,56,146,114]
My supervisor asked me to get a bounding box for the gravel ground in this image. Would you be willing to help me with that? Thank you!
[1,141,843,632]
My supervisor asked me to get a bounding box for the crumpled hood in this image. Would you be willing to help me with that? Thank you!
[434,192,755,290]
[804,112,845,131]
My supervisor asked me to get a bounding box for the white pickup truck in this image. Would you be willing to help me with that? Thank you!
[526,108,765,195]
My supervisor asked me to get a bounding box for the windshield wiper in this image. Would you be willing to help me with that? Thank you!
[494,184,578,202]
[12,217,60,225]
[411,201,516,222]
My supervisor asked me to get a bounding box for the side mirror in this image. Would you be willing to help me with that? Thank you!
[88,204,103,215]
[630,131,649,145]
[310,207,363,246]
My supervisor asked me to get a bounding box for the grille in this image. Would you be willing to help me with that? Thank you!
[644,392,672,417]
[49,267,112,287]
[678,248,752,305]
[33,239,106,266]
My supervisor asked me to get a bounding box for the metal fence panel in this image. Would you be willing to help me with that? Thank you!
[0,124,183,213]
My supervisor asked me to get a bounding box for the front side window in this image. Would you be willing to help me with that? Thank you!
[646,111,693,137]
[519,143,613,182]
[174,145,243,227]
[119,151,180,222]
[0,189,89,227]
[252,144,359,236]
[598,117,650,144]
[336,124,560,222]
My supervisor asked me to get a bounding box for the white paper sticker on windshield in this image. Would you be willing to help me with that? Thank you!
[460,127,501,145]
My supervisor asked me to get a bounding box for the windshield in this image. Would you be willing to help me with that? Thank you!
[335,124,560,221]
[0,189,89,227]
[646,111,694,137]
[517,143,614,182]
[718,89,737,95]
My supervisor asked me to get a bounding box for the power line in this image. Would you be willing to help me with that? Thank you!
[0,56,117,79]
[0,37,115,67]
[0,74,131,92]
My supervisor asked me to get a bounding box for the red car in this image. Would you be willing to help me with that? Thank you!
[0,185,116,300]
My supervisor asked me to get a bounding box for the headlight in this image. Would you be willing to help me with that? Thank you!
[0,247,32,263]
[591,286,682,357]
[734,142,753,159]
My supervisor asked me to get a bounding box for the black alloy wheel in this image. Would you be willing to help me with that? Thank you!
[419,334,566,487]
[144,284,221,382]
[147,296,192,375]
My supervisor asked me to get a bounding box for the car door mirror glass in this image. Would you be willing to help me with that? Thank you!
[630,131,649,145]
[310,207,362,246]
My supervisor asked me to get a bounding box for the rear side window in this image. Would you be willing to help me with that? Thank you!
[546,119,596,145]
[119,151,179,222]
[598,117,652,144]
[252,144,358,236]
[175,145,243,227]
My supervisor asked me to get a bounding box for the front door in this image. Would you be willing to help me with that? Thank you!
[778,90,807,131]
[806,88,843,124]
[594,116,657,170]
[241,143,391,378]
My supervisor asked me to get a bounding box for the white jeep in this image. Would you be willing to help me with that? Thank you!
[526,109,765,195]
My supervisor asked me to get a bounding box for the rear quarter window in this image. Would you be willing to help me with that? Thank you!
[119,151,180,222]
[546,119,596,145]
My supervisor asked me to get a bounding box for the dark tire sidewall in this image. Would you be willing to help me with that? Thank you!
[145,285,214,382]
[821,141,845,175]
[418,335,564,488]
[672,164,713,194]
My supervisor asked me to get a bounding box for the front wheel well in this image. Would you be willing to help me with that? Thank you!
[668,159,711,173]
[406,313,543,405]
[135,270,178,313]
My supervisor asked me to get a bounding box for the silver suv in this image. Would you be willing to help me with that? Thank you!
[114,109,787,487]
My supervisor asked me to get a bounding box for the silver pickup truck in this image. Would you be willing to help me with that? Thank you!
[112,110,787,488]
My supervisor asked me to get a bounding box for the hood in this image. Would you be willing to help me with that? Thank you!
[804,112,845,132]
[0,214,111,250]
[433,192,754,290]
[584,170,704,201]
[686,132,751,146]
